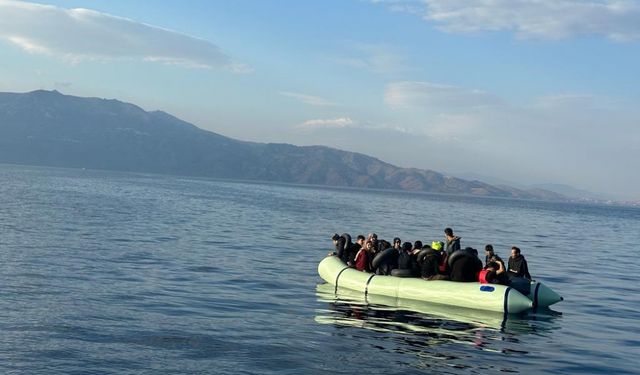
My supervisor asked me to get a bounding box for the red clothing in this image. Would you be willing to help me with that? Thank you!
[478,269,490,283]
[478,269,497,284]
[354,249,369,272]
[438,253,448,273]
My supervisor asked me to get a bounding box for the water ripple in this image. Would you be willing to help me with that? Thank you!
[1,165,639,374]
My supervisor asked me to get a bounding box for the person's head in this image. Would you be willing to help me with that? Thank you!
[365,240,373,250]
[380,240,391,250]
[413,241,423,250]
[431,241,444,251]
[331,233,340,244]
[511,246,521,258]
[356,235,365,245]
[486,261,499,271]
[402,242,412,252]
[393,237,401,248]
[368,233,378,242]
[485,244,494,255]
[444,228,454,238]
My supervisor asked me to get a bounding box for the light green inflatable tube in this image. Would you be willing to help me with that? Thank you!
[315,282,507,330]
[315,284,557,335]
[318,255,533,314]
[529,280,563,308]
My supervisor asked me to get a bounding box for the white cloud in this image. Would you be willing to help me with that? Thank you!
[385,81,500,110]
[0,0,248,70]
[229,63,254,74]
[532,93,600,108]
[297,117,414,134]
[383,78,635,147]
[286,81,639,198]
[299,117,355,128]
[292,82,501,141]
[54,81,72,90]
[331,43,407,74]
[379,78,640,197]
[423,113,483,140]
[373,0,640,41]
[280,91,336,106]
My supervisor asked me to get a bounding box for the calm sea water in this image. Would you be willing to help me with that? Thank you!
[1,164,639,374]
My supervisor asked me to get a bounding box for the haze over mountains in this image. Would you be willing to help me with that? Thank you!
[454,172,611,201]
[0,90,581,201]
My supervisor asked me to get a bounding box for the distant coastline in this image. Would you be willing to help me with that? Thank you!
[3,162,638,209]
[1,90,636,207]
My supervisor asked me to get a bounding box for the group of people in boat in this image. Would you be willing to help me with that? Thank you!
[330,227,532,286]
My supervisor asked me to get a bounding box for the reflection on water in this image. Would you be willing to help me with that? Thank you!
[7,165,636,374]
[316,283,562,373]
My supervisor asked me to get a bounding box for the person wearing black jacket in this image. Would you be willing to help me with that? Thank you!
[397,242,417,276]
[331,233,354,264]
[484,244,503,268]
[508,246,531,280]
[444,227,461,255]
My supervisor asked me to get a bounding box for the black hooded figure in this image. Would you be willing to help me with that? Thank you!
[508,246,531,280]
[333,233,354,264]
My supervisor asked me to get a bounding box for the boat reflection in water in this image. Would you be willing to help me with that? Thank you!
[315,282,562,371]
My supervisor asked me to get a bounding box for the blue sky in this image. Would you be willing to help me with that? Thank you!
[1,0,639,200]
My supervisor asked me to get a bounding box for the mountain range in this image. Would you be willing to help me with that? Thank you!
[454,172,611,201]
[0,90,570,201]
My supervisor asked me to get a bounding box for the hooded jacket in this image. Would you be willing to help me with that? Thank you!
[445,236,461,255]
[335,233,353,263]
[508,254,531,280]
[485,253,504,269]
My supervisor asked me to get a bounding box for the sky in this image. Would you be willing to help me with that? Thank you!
[1,0,639,200]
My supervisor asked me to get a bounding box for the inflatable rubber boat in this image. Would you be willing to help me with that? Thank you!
[315,282,509,330]
[318,255,562,314]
